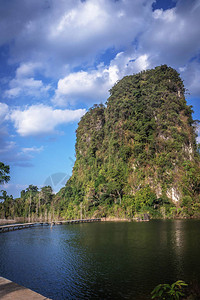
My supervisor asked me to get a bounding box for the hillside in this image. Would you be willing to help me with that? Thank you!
[56,65,200,220]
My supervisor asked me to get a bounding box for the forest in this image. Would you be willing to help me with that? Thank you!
[1,65,200,221]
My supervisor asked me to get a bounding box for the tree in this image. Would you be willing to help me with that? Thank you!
[0,191,14,219]
[0,162,10,185]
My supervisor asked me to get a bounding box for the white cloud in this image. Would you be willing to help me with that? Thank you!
[0,136,36,165]
[53,52,150,106]
[179,60,200,96]
[0,0,153,77]
[1,0,200,100]
[16,62,41,78]
[140,1,200,68]
[22,146,44,153]
[0,103,9,124]
[153,8,176,22]
[5,78,50,98]
[4,62,51,99]
[195,122,200,144]
[10,104,86,136]
[0,0,199,83]
[53,68,112,105]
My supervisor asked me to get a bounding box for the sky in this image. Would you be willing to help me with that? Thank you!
[0,0,200,198]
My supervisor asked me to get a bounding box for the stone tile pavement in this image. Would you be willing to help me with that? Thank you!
[0,277,51,300]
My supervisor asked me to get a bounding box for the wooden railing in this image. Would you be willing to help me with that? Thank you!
[0,218,101,233]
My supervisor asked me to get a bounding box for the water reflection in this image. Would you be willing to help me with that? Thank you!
[172,220,185,278]
[0,220,200,299]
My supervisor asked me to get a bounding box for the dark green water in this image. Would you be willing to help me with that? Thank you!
[0,220,200,299]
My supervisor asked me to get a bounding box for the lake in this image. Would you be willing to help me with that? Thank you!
[0,220,200,299]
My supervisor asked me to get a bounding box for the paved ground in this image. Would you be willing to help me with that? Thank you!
[0,277,51,300]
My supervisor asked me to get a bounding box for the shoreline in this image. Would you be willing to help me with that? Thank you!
[0,219,16,225]
[101,217,131,222]
[1,216,199,226]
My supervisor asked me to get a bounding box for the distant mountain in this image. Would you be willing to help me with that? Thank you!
[57,65,200,219]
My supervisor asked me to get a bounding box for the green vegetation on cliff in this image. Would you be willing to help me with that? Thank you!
[56,65,200,219]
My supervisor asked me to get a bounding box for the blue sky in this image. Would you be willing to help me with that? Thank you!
[0,0,200,197]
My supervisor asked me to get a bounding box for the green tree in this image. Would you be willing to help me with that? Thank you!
[0,162,10,184]
[0,191,14,219]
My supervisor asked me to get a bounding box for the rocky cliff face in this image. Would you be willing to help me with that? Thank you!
[58,65,200,219]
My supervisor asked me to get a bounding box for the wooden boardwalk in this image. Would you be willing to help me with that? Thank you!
[0,277,50,299]
[0,218,101,233]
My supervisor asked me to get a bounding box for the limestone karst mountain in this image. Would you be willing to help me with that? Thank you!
[57,65,200,219]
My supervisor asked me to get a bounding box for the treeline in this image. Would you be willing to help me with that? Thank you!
[1,181,200,222]
[56,181,200,220]
[0,185,57,222]
[0,160,80,221]
[0,162,59,221]
[0,161,79,221]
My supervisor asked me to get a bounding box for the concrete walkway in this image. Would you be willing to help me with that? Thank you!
[0,277,51,300]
